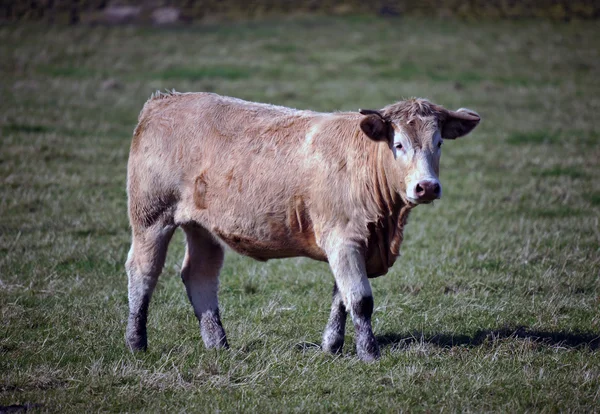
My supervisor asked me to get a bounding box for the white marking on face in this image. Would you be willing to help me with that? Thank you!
[391,128,414,160]
[393,125,443,204]
[405,154,442,203]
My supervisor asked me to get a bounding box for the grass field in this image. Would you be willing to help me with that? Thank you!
[1,15,599,412]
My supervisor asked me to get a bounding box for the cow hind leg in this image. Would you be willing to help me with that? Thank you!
[322,282,347,354]
[181,224,228,349]
[125,220,176,351]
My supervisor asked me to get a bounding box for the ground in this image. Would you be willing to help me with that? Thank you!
[1,15,599,412]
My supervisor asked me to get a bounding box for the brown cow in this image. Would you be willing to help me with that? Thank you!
[125,91,480,361]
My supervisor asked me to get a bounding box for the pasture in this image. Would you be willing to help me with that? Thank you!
[1,16,599,412]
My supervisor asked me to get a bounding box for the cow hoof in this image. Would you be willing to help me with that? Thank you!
[201,330,229,350]
[322,333,345,354]
[204,338,229,350]
[200,310,229,350]
[323,340,344,354]
[357,347,380,362]
[126,335,148,352]
[356,339,380,362]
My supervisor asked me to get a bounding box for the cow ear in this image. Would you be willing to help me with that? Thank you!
[359,109,384,117]
[440,108,481,139]
[359,110,389,141]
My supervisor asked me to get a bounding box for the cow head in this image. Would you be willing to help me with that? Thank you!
[360,99,480,205]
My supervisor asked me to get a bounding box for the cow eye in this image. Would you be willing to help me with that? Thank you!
[437,141,443,148]
[395,143,403,150]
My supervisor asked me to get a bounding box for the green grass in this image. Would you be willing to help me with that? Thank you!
[153,66,253,81]
[535,166,588,179]
[506,131,561,145]
[1,16,600,412]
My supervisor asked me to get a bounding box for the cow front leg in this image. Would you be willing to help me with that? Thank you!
[322,282,347,354]
[326,242,380,362]
[181,225,228,349]
[351,294,379,362]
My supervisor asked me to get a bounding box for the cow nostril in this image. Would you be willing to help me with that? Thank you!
[415,183,424,195]
[433,183,440,195]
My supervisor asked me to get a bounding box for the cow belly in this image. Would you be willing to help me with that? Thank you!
[214,226,326,262]
[188,169,326,261]
[206,196,325,262]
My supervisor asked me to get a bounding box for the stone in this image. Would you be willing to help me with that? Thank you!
[103,6,141,24]
[151,7,180,25]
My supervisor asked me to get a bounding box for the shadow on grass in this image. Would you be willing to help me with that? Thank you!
[376,327,600,350]
[293,327,600,354]
[0,403,43,413]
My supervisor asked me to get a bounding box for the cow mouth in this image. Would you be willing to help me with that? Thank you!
[406,196,435,206]
[404,196,419,206]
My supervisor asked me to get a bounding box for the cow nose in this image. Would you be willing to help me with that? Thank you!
[415,180,441,201]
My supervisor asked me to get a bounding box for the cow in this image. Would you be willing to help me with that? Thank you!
[125,91,480,361]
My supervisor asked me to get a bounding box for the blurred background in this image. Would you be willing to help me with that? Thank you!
[3,0,600,23]
[1,1,599,412]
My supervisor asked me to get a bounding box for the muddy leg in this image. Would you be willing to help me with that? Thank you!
[125,222,175,351]
[326,241,380,362]
[181,225,228,349]
[322,282,347,354]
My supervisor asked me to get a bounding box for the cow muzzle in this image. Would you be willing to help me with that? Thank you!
[408,179,441,204]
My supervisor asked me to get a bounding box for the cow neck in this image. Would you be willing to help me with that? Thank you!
[374,141,397,214]
[381,144,414,258]
[365,140,413,275]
